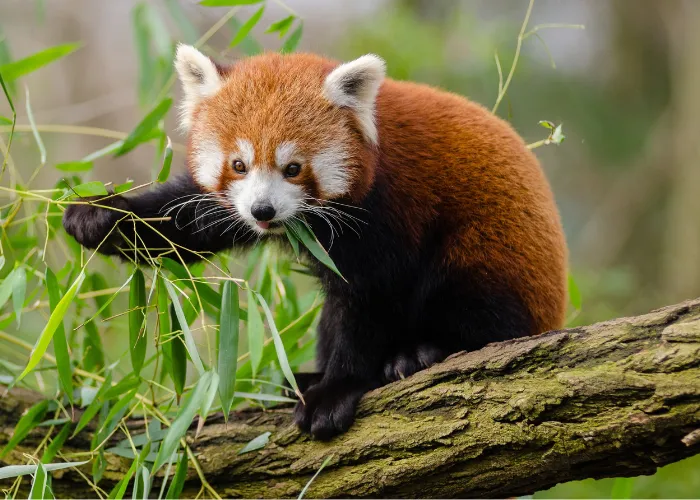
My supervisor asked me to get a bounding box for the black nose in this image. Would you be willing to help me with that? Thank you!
[251,202,276,222]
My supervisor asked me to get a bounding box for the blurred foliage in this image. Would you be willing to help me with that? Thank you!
[0,0,698,497]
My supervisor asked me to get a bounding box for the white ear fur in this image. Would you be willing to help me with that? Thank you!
[174,44,222,130]
[323,54,386,145]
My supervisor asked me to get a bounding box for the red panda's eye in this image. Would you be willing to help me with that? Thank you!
[284,163,301,178]
[232,160,247,174]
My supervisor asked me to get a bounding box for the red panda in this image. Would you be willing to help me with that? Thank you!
[63,45,568,440]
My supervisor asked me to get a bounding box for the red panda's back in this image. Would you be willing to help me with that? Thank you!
[375,79,568,334]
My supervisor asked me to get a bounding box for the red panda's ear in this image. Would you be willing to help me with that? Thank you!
[323,54,386,145]
[174,44,223,130]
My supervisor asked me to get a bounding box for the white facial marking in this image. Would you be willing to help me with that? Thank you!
[228,168,304,234]
[312,144,352,197]
[231,138,255,167]
[275,141,299,168]
[174,44,223,130]
[323,54,386,144]
[192,138,224,191]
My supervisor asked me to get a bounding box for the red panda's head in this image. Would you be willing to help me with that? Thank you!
[174,45,385,234]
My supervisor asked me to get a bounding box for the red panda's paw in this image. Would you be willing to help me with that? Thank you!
[63,195,130,249]
[294,380,367,440]
[383,344,446,383]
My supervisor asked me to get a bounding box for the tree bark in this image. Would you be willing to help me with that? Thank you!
[2,299,700,498]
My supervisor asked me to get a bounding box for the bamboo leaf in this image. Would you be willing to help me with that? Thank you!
[0,400,49,458]
[0,461,88,480]
[41,423,71,464]
[289,220,344,280]
[46,269,73,404]
[246,287,264,378]
[83,321,105,373]
[28,462,51,499]
[157,136,173,183]
[162,277,205,374]
[266,15,295,37]
[71,181,109,197]
[18,271,85,382]
[25,86,46,165]
[129,269,147,375]
[11,266,26,326]
[281,24,303,54]
[115,98,172,157]
[234,391,295,403]
[0,42,81,81]
[73,373,112,436]
[167,304,187,397]
[98,387,139,435]
[229,5,265,47]
[218,281,240,417]
[237,431,270,455]
[253,291,302,401]
[152,371,214,471]
[165,451,188,499]
[55,161,93,172]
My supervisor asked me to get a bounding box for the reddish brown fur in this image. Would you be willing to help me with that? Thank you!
[192,52,567,334]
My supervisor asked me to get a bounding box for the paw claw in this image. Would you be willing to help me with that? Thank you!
[383,344,446,383]
[294,381,366,440]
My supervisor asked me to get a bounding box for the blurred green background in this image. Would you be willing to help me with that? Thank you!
[0,0,698,497]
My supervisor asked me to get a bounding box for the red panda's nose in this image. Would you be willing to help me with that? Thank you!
[251,202,276,222]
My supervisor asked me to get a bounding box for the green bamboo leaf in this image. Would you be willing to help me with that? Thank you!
[157,136,173,183]
[165,451,188,499]
[0,42,81,81]
[129,269,148,375]
[160,258,221,311]
[83,321,105,373]
[0,115,12,125]
[0,461,88,480]
[162,277,205,374]
[73,373,112,437]
[201,0,263,6]
[611,477,636,499]
[234,391,295,403]
[28,462,51,499]
[115,98,172,157]
[71,181,109,197]
[17,271,85,382]
[41,423,71,464]
[218,281,240,417]
[167,304,187,397]
[266,15,295,37]
[237,431,270,455]
[246,287,264,378]
[0,268,16,309]
[252,291,301,400]
[281,24,303,54]
[98,387,139,435]
[55,160,93,172]
[152,371,214,471]
[0,400,49,458]
[46,269,73,404]
[196,371,219,436]
[284,225,300,259]
[11,266,26,326]
[108,458,138,499]
[25,86,46,165]
[114,180,135,194]
[289,220,344,280]
[229,5,265,47]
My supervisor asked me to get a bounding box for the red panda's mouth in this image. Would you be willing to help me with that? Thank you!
[255,220,282,231]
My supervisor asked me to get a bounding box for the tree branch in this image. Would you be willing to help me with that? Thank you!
[2,299,700,498]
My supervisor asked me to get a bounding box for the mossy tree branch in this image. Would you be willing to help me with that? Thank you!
[2,299,700,498]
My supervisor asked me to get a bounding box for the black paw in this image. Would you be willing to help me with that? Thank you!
[383,344,446,383]
[63,195,130,249]
[294,380,367,440]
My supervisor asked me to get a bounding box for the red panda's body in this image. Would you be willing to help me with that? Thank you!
[63,49,567,440]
